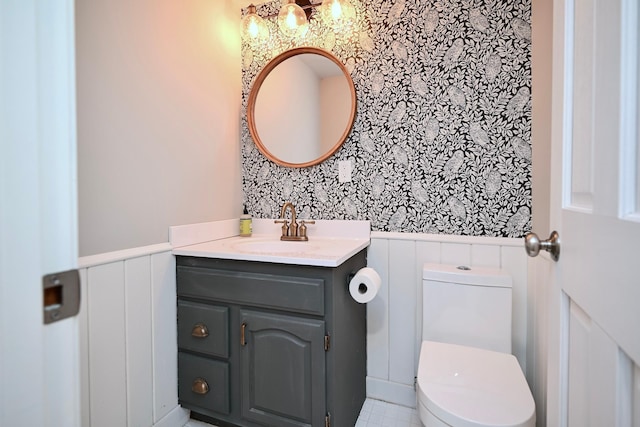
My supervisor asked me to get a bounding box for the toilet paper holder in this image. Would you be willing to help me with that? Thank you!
[347,267,381,304]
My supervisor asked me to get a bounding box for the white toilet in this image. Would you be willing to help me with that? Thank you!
[416,263,535,427]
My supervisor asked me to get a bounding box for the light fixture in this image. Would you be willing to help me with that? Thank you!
[277,0,309,38]
[241,4,270,45]
[240,0,356,43]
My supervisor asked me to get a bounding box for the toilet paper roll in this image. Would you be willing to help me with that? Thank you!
[349,267,381,304]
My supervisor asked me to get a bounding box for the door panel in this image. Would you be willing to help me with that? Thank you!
[550,0,640,425]
[567,301,618,427]
[240,309,325,427]
[0,1,79,426]
[570,0,595,210]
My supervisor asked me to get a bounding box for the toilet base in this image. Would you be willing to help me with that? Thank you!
[416,341,536,427]
[417,398,449,427]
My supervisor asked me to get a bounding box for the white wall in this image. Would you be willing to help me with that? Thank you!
[366,233,530,408]
[76,0,242,256]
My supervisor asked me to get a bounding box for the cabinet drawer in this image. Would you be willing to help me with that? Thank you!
[177,266,325,315]
[178,352,230,415]
[178,300,229,358]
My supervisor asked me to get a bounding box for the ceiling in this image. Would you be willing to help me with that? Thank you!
[233,0,258,9]
[232,0,324,10]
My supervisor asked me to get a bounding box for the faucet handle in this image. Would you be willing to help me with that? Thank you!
[274,219,289,237]
[298,220,315,239]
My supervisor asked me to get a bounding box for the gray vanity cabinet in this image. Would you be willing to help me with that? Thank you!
[176,250,367,427]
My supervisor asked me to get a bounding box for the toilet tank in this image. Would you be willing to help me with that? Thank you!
[422,263,512,354]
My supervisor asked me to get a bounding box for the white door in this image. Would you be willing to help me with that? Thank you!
[0,1,80,426]
[545,0,640,425]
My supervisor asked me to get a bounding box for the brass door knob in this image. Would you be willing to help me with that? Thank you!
[191,323,209,338]
[192,378,209,395]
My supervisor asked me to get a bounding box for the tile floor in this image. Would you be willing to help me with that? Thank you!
[184,398,422,427]
[355,399,421,427]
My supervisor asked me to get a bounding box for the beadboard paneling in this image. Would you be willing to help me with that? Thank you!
[366,238,390,381]
[471,244,501,268]
[151,251,179,423]
[77,231,537,420]
[388,239,416,385]
[502,245,530,369]
[440,243,472,266]
[87,262,127,427]
[414,241,443,372]
[125,256,154,427]
[79,247,188,427]
[78,268,91,427]
[366,233,530,408]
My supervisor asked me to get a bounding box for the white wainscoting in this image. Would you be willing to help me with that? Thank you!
[78,245,189,427]
[366,232,531,408]
[77,224,543,424]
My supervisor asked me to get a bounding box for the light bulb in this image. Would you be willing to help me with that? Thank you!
[241,4,269,44]
[277,0,309,38]
[320,0,355,29]
[328,0,344,19]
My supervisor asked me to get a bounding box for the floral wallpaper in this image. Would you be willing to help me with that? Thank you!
[241,0,531,237]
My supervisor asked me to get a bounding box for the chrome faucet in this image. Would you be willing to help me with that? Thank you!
[275,202,315,241]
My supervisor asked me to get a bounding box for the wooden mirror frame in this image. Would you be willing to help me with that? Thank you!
[247,47,357,168]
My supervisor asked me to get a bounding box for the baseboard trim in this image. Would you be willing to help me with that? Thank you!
[366,377,416,408]
[154,405,190,427]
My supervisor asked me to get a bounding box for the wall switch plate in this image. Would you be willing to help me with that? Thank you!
[338,160,352,183]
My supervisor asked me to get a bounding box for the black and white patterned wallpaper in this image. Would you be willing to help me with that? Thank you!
[241,0,531,237]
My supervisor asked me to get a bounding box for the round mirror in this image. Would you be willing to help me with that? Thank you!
[248,47,356,168]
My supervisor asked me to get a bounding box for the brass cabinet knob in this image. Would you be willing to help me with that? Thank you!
[191,378,209,395]
[191,323,209,338]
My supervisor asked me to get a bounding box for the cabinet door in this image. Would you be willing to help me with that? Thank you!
[240,310,326,427]
[178,300,229,358]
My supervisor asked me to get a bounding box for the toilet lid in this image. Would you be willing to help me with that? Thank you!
[417,341,535,427]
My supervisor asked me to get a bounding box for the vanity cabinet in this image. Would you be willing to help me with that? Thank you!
[176,250,367,427]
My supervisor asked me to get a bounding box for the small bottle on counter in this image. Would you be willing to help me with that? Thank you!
[239,206,252,237]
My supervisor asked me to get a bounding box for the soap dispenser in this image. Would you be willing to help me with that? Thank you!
[240,206,252,237]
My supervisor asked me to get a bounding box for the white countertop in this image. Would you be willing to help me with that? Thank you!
[171,219,371,267]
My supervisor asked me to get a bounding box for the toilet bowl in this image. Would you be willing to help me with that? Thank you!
[417,264,535,427]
